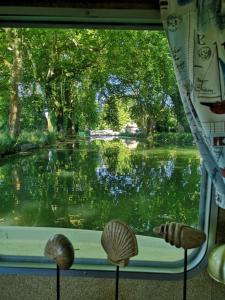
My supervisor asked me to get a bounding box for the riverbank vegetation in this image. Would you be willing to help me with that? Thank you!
[0,28,191,155]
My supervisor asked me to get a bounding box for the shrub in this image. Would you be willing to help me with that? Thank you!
[0,133,16,155]
[147,132,194,146]
[119,132,148,139]
[17,130,57,146]
[40,131,57,145]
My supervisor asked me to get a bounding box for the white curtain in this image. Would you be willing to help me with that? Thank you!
[160,0,225,207]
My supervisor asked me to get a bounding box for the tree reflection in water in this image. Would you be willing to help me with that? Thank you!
[0,140,201,237]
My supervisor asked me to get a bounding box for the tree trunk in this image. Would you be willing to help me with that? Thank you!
[67,117,73,135]
[170,91,190,132]
[46,113,54,132]
[74,123,79,134]
[7,29,22,138]
[56,109,64,133]
[146,117,155,134]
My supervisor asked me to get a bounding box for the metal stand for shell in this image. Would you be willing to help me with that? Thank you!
[57,264,60,300]
[183,249,187,300]
[44,234,75,300]
[101,220,139,300]
[153,223,206,300]
[115,266,120,300]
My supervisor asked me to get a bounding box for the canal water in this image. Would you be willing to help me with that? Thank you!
[0,139,201,237]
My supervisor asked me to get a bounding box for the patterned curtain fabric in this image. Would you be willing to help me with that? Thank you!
[159,0,225,208]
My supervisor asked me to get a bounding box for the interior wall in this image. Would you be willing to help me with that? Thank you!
[0,270,225,300]
[0,0,159,9]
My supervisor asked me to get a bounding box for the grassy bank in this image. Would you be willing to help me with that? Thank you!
[119,132,194,146]
[0,131,58,157]
[0,131,194,158]
[146,132,194,146]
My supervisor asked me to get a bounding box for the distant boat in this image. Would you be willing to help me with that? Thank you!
[125,122,139,134]
[90,130,119,136]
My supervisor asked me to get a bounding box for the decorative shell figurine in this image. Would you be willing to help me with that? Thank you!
[101,219,138,267]
[153,223,206,249]
[44,234,74,269]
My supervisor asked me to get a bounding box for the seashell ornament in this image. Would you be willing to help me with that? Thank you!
[208,244,225,284]
[101,219,138,267]
[44,234,74,269]
[153,222,206,249]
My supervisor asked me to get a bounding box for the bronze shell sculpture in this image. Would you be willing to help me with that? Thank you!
[153,223,206,249]
[101,219,138,267]
[44,234,74,269]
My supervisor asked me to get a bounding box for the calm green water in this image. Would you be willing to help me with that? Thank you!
[0,139,201,236]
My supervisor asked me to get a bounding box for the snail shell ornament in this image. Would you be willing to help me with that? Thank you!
[101,219,138,267]
[153,223,206,249]
[44,234,74,269]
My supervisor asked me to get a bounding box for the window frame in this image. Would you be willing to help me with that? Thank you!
[0,4,217,279]
[0,165,216,279]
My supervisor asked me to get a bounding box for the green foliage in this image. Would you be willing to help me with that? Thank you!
[100,97,131,130]
[0,92,9,130]
[119,132,147,139]
[0,133,16,154]
[21,95,46,131]
[147,132,194,146]
[40,132,57,145]
[0,28,190,143]
[0,130,58,156]
[17,130,57,146]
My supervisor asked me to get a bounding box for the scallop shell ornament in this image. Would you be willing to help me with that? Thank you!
[101,219,138,267]
[44,234,74,269]
[153,223,206,249]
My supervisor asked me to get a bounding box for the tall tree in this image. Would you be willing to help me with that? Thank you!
[0,28,189,136]
[5,29,23,138]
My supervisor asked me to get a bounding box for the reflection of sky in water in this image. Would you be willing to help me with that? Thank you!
[187,164,191,175]
[95,154,200,197]
[96,160,139,196]
[163,160,175,178]
[197,165,202,174]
